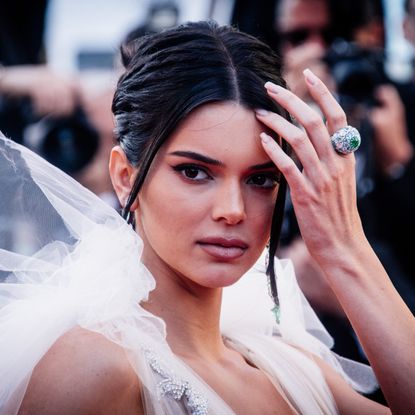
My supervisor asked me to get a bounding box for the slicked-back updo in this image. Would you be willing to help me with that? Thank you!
[112,20,290,288]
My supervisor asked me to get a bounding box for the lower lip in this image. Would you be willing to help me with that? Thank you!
[197,243,246,260]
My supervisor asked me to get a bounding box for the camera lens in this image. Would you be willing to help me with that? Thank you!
[24,106,99,174]
[324,40,385,106]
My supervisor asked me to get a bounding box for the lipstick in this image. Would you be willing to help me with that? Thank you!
[197,237,248,261]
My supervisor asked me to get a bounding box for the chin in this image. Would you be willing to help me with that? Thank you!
[191,261,253,289]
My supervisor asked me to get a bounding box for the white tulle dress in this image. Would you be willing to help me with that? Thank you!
[0,133,377,415]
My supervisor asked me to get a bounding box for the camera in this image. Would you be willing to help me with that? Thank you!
[324,39,387,107]
[23,103,99,175]
[324,39,389,198]
[0,95,99,174]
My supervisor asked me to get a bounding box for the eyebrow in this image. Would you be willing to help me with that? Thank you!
[168,151,224,166]
[168,151,277,171]
[250,161,276,171]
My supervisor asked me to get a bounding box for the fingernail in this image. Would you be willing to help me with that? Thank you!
[265,81,281,94]
[303,68,318,86]
[255,108,269,116]
[260,132,271,144]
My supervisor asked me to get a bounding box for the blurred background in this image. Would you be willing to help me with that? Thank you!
[1,0,413,197]
[1,0,415,404]
[35,0,415,78]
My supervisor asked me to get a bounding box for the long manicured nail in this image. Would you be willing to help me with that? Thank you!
[265,81,281,94]
[260,132,271,144]
[303,68,318,86]
[255,108,269,116]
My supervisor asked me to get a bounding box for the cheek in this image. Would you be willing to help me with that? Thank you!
[245,190,277,243]
[139,171,277,263]
[138,173,210,245]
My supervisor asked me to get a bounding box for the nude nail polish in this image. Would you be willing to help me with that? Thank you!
[265,82,280,94]
[303,68,318,86]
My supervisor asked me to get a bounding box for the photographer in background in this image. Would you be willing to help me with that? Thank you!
[0,0,101,177]
[273,0,415,403]
[0,0,121,257]
[0,0,80,140]
[329,0,415,286]
[373,0,415,282]
[274,0,334,102]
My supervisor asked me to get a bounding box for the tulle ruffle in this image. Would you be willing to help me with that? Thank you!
[0,133,377,415]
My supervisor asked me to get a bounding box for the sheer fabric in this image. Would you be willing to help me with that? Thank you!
[0,133,377,414]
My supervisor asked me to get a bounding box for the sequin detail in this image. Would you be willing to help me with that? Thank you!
[144,349,209,415]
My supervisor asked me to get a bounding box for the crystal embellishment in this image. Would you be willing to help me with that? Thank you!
[144,349,209,415]
[330,125,361,154]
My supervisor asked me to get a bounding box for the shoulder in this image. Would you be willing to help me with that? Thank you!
[305,351,390,415]
[19,327,142,415]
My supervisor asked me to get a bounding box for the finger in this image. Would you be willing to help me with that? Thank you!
[255,109,321,175]
[32,92,51,117]
[264,81,331,160]
[303,68,347,135]
[56,89,74,117]
[259,132,306,191]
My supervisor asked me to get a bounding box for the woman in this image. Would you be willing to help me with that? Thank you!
[1,21,414,414]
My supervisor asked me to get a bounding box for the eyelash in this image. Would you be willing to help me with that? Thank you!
[247,173,280,189]
[172,164,212,181]
[172,164,280,189]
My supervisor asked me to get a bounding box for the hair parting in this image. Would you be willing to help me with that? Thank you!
[113,21,291,295]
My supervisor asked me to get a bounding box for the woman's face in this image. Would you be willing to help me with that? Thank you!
[137,102,280,289]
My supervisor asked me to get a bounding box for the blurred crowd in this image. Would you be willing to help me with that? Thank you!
[1,0,415,403]
[270,0,415,404]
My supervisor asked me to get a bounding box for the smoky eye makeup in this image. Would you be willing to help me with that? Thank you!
[167,150,281,187]
[171,163,213,181]
[247,171,281,189]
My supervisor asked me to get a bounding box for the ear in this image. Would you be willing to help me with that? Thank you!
[109,146,139,211]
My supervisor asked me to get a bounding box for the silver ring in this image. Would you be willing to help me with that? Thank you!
[330,126,361,155]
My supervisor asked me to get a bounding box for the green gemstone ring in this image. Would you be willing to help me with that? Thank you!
[330,126,361,155]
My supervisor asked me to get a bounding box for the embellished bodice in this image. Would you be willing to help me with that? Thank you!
[145,349,209,415]
[139,332,339,415]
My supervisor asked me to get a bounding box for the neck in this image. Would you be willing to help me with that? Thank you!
[142,258,228,362]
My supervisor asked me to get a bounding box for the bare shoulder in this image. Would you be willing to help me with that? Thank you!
[305,351,390,415]
[18,326,142,415]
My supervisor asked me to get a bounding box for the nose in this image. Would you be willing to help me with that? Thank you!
[211,179,247,225]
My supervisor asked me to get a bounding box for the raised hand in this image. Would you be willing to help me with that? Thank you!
[256,69,415,414]
[256,68,364,267]
[0,65,79,117]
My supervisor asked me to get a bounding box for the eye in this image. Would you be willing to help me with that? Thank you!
[173,164,212,181]
[247,173,280,189]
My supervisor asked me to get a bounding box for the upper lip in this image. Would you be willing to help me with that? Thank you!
[197,237,249,249]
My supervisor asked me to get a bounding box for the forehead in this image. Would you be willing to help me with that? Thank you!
[161,102,271,164]
[278,0,329,32]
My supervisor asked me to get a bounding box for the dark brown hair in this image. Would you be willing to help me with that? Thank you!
[112,20,290,286]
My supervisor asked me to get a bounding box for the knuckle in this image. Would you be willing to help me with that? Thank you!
[314,173,332,193]
[294,187,316,205]
[291,131,307,147]
[329,169,341,183]
[305,114,323,130]
[280,160,297,175]
[343,154,356,170]
[331,111,347,127]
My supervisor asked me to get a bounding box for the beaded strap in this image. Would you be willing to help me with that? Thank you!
[144,349,209,415]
